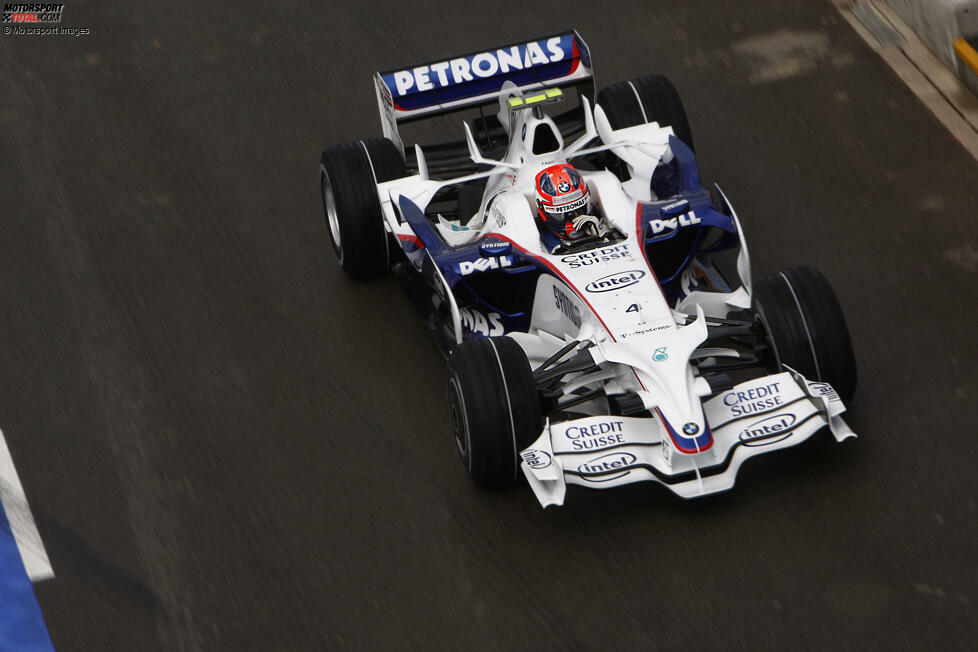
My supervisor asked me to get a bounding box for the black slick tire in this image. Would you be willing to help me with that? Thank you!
[753,266,857,404]
[597,75,694,151]
[319,138,405,277]
[447,337,542,488]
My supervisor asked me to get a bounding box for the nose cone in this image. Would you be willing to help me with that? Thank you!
[656,408,712,454]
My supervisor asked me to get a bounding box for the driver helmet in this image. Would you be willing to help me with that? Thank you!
[535,164,595,241]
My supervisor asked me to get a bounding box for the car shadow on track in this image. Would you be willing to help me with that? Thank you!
[33,510,164,613]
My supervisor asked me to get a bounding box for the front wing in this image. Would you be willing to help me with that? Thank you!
[519,370,855,507]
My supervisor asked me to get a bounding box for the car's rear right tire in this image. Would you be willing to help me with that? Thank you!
[447,337,542,488]
[319,138,404,277]
[753,266,857,403]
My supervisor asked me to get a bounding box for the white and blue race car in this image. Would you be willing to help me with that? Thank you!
[319,32,857,507]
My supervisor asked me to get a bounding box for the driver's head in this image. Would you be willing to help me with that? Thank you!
[535,164,594,241]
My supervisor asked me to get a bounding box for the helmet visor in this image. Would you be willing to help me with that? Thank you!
[542,194,588,217]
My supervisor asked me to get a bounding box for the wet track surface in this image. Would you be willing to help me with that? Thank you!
[2,0,978,649]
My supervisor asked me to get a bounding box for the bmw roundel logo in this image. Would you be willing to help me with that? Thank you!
[682,422,700,436]
[558,181,571,192]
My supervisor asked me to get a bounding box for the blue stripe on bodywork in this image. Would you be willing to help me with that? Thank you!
[0,507,53,651]
[398,195,448,255]
[669,135,701,191]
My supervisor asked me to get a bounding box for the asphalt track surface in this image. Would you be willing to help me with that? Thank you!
[2,0,978,649]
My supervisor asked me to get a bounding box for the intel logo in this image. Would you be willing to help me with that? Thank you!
[808,382,840,403]
[577,452,636,482]
[584,270,645,293]
[739,413,797,447]
[521,449,552,470]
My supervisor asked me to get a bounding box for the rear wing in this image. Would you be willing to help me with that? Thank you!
[375,31,593,152]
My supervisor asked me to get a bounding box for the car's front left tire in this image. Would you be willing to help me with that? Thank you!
[753,266,857,403]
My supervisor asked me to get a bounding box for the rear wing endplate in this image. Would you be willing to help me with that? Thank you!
[375,31,593,152]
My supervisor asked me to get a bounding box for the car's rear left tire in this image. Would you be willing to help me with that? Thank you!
[597,75,694,152]
[447,337,542,488]
[319,138,405,277]
[753,266,857,403]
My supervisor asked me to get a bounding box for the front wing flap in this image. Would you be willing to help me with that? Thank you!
[519,371,855,507]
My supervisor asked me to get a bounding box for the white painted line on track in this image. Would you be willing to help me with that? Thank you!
[0,428,53,582]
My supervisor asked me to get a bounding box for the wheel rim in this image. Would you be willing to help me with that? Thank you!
[321,170,343,265]
[448,377,469,465]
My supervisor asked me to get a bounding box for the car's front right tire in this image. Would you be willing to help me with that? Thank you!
[447,337,542,488]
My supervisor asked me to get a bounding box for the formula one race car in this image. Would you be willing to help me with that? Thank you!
[318,32,857,507]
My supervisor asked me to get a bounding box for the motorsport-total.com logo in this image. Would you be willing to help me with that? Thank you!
[2,3,63,22]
